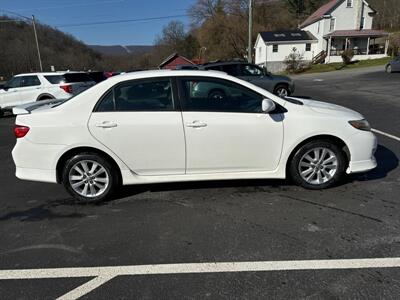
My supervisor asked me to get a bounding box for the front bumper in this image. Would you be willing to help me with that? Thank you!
[346,131,378,174]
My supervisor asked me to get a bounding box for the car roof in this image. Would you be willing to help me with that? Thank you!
[15,71,87,77]
[113,69,228,81]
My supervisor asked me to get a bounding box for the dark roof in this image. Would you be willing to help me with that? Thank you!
[300,0,340,28]
[259,30,317,43]
[325,29,388,37]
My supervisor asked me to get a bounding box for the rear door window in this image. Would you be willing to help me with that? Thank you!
[95,78,174,112]
[220,64,239,76]
[21,75,41,87]
[63,73,93,83]
[44,73,93,84]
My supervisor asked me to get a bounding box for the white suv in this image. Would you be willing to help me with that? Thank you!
[0,72,95,117]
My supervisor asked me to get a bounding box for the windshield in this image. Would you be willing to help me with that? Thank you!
[44,73,93,84]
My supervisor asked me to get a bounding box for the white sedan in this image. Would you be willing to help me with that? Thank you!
[12,70,377,202]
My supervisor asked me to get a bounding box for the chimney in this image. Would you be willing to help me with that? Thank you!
[354,0,363,30]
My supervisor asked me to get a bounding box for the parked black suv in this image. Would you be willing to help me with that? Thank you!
[198,61,295,97]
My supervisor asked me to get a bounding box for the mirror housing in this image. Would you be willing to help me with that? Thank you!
[262,99,276,113]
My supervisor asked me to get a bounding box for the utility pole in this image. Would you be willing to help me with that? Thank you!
[32,15,43,72]
[248,0,253,63]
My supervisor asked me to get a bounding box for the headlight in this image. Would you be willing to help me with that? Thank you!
[348,119,371,131]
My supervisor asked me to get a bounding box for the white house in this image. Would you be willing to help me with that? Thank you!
[255,0,389,72]
[254,30,318,72]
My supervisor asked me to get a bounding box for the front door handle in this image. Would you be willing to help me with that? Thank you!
[186,121,207,128]
[96,121,118,128]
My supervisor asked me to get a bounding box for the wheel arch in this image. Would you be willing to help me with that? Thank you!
[56,146,123,184]
[284,134,350,177]
[37,93,55,101]
[273,82,289,93]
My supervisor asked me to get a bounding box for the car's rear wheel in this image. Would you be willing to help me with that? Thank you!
[274,85,290,97]
[208,89,226,101]
[62,153,118,203]
[386,65,392,74]
[289,140,346,189]
[0,109,4,118]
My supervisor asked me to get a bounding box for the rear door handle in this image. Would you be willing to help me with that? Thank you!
[186,121,207,128]
[96,121,118,128]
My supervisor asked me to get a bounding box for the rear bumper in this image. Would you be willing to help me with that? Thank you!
[15,167,57,183]
[12,138,63,184]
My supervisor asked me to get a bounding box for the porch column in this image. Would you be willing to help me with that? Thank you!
[385,38,389,55]
[345,38,349,50]
[327,37,332,61]
[367,37,370,55]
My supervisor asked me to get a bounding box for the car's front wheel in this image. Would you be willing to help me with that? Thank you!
[386,65,392,74]
[62,153,119,203]
[289,140,346,189]
[274,85,290,97]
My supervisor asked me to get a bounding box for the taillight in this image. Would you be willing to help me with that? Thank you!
[14,125,30,138]
[60,84,73,93]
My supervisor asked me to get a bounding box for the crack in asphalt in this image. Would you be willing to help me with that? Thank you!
[281,195,383,223]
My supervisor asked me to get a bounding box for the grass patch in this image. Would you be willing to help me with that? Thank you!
[281,57,392,75]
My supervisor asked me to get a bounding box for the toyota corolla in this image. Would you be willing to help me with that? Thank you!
[12,70,377,202]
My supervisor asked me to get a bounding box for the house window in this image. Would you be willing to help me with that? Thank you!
[273,45,278,53]
[306,43,311,51]
[347,0,353,7]
[329,18,336,32]
[361,16,365,29]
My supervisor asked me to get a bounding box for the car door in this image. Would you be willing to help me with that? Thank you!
[88,77,186,176]
[393,57,400,72]
[237,64,273,92]
[178,76,284,174]
[0,76,22,108]
[19,75,42,104]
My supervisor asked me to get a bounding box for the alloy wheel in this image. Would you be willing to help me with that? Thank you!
[68,160,109,198]
[298,147,338,185]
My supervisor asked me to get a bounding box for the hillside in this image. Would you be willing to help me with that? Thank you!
[0,16,106,79]
[89,45,154,56]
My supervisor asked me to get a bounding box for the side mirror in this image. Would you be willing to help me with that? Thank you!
[262,99,276,113]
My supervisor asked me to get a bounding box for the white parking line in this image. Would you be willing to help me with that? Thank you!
[1,258,400,299]
[372,129,400,142]
[57,275,115,300]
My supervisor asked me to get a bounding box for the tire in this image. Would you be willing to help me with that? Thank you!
[37,95,55,101]
[289,140,346,190]
[62,153,119,203]
[0,109,4,118]
[386,65,392,74]
[274,84,290,97]
[208,89,226,100]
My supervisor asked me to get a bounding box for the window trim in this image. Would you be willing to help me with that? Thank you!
[93,77,178,113]
[176,76,284,114]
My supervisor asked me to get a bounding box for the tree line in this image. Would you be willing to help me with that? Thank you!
[1,0,400,79]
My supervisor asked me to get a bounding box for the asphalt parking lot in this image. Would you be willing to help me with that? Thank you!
[0,66,399,299]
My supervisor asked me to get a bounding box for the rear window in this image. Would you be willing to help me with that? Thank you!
[44,73,93,84]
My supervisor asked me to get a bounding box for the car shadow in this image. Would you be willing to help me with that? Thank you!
[0,202,86,222]
[350,144,399,182]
